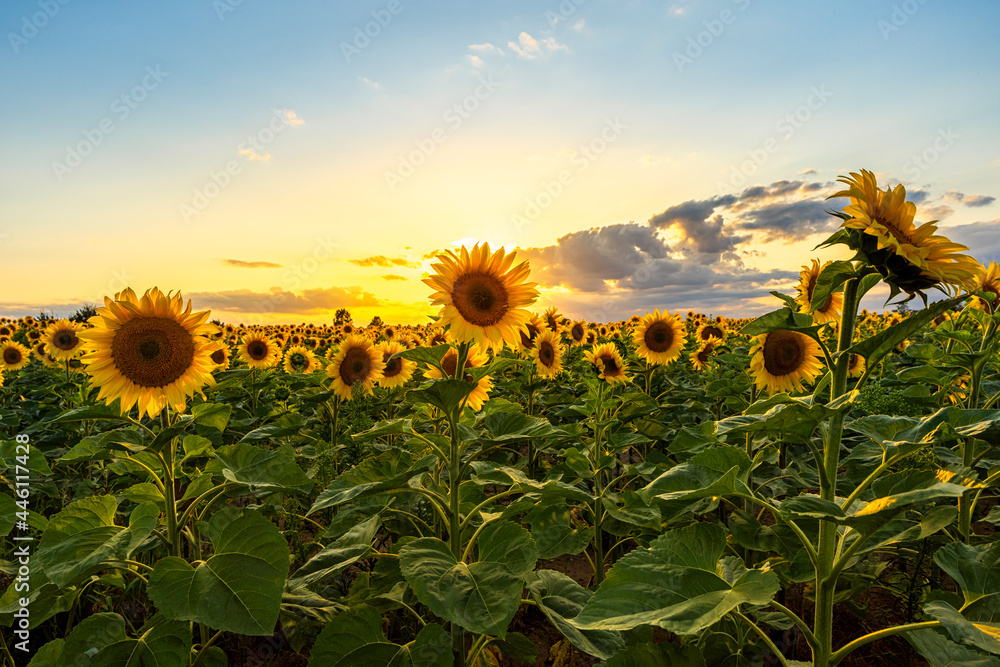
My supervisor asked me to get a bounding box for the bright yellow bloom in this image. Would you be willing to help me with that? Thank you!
[749,330,825,394]
[633,310,686,365]
[795,259,843,325]
[530,330,563,378]
[585,343,629,384]
[239,332,280,369]
[378,341,416,389]
[327,334,384,400]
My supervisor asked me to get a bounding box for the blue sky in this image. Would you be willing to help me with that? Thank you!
[1,0,998,324]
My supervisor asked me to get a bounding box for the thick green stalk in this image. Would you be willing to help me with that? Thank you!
[162,437,180,558]
[813,275,861,667]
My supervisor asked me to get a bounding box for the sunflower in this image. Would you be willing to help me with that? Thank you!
[209,345,231,370]
[690,337,719,372]
[283,345,320,374]
[795,259,843,325]
[530,330,563,378]
[378,341,416,389]
[971,261,1000,313]
[425,327,451,347]
[0,323,17,339]
[695,321,727,345]
[749,330,824,395]
[568,320,590,347]
[1,341,30,371]
[425,344,493,410]
[518,314,545,351]
[76,288,219,418]
[43,319,85,361]
[633,310,685,365]
[339,322,356,337]
[830,169,982,297]
[424,242,539,351]
[847,353,866,378]
[239,332,280,369]
[584,343,629,384]
[327,334,384,400]
[543,307,563,334]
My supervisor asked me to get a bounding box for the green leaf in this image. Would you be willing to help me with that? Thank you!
[191,402,232,432]
[206,443,314,496]
[147,511,288,635]
[89,614,191,667]
[597,641,706,667]
[847,294,967,364]
[739,308,823,338]
[239,412,304,442]
[393,344,450,367]
[935,542,1000,618]
[482,411,559,441]
[406,379,477,413]
[809,260,856,312]
[572,523,779,634]
[289,514,380,589]
[925,601,1000,655]
[525,569,624,660]
[494,633,538,665]
[844,469,972,534]
[49,403,133,424]
[308,606,452,667]
[308,449,436,515]
[399,536,526,637]
[477,520,538,577]
[528,504,594,559]
[907,628,1000,667]
[36,497,158,588]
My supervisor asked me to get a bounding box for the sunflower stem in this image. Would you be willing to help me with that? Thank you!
[812,273,861,667]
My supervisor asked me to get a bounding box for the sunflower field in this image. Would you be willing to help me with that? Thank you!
[2,170,1000,666]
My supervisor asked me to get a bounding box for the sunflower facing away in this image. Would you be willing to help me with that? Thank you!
[530,330,563,378]
[633,310,686,365]
[830,169,982,297]
[795,259,843,325]
[1,341,30,372]
[690,337,720,372]
[424,242,540,351]
[76,288,219,419]
[585,343,629,384]
[327,334,384,400]
[239,332,280,369]
[283,345,320,374]
[43,319,85,361]
[972,261,1000,313]
[378,341,416,389]
[749,330,824,395]
[425,344,493,411]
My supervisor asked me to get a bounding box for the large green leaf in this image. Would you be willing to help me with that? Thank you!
[191,402,232,432]
[907,628,1000,666]
[847,294,967,364]
[935,542,1000,619]
[572,523,779,634]
[308,449,436,515]
[482,411,560,441]
[844,469,972,534]
[205,442,313,496]
[28,613,190,667]
[147,511,289,635]
[407,378,477,413]
[399,530,532,637]
[308,605,452,667]
[288,513,380,589]
[525,569,624,659]
[925,601,1000,655]
[528,503,594,559]
[597,641,706,667]
[36,496,158,588]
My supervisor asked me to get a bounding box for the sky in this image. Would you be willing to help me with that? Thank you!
[1,0,998,326]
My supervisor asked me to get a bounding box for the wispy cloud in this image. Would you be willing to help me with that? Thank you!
[187,286,381,314]
[278,108,304,126]
[238,147,271,162]
[381,274,408,281]
[469,42,502,54]
[358,76,380,89]
[222,259,282,268]
[507,32,566,59]
[942,189,996,207]
[466,54,485,68]
[349,255,419,269]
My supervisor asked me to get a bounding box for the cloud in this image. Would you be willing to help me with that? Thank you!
[358,76,380,89]
[469,42,502,54]
[238,147,271,162]
[798,167,817,175]
[278,109,304,126]
[382,274,408,281]
[349,255,419,269]
[187,286,382,315]
[571,18,586,30]
[648,195,745,258]
[921,204,954,220]
[735,199,839,243]
[222,259,282,269]
[507,32,566,59]
[942,189,996,207]
[466,54,484,68]
[948,219,1000,262]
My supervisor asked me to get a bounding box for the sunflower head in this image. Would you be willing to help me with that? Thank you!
[43,319,85,361]
[828,169,983,301]
[568,320,590,347]
[531,330,563,378]
[847,353,866,378]
[748,329,825,395]
[283,345,319,374]
[543,306,563,334]
[633,310,685,365]
[239,332,280,369]
[690,337,720,372]
[327,334,385,400]
[971,261,1000,313]
[584,343,629,384]
[424,242,539,351]
[209,345,231,370]
[76,287,218,418]
[696,321,727,345]
[378,341,416,389]
[795,259,844,325]
[1,341,30,371]
[518,314,545,351]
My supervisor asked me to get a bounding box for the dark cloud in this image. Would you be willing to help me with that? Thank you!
[222,259,282,269]
[349,255,419,268]
[187,286,382,315]
[947,220,1000,262]
[942,190,996,207]
[648,195,746,258]
[520,223,670,292]
[735,199,839,243]
[907,188,931,204]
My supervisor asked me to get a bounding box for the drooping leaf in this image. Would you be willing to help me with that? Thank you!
[308,449,436,515]
[525,569,624,660]
[206,442,314,496]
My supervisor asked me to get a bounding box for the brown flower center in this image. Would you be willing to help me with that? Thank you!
[4,347,23,365]
[451,272,509,327]
[211,349,226,364]
[111,317,195,388]
[53,329,79,350]
[644,322,674,353]
[538,341,555,366]
[247,340,269,360]
[571,323,584,341]
[699,325,724,341]
[339,346,371,386]
[762,330,805,377]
